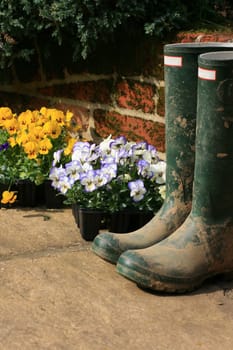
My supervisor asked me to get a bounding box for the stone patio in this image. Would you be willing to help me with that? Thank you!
[0,208,233,350]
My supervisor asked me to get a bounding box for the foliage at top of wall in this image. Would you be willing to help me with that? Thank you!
[0,0,231,70]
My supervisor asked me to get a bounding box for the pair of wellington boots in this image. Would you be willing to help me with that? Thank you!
[92,43,233,293]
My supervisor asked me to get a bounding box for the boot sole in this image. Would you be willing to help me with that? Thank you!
[116,261,233,294]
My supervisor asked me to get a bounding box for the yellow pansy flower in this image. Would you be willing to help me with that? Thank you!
[1,190,17,204]
[0,106,83,194]
[28,125,45,141]
[4,117,19,135]
[49,108,66,126]
[18,109,38,128]
[18,112,30,129]
[28,111,38,125]
[39,106,48,116]
[0,107,13,126]
[8,136,17,147]
[37,109,48,125]
[65,110,74,124]
[64,137,76,156]
[16,131,31,145]
[43,120,61,139]
[23,141,39,159]
[32,110,40,123]
[38,138,53,155]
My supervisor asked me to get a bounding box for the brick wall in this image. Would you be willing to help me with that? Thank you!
[0,32,233,159]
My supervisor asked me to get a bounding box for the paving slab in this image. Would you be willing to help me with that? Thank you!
[0,208,233,350]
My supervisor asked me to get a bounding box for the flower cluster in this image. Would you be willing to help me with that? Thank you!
[49,136,166,213]
[0,106,82,204]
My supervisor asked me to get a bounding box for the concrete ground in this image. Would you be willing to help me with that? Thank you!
[0,208,233,350]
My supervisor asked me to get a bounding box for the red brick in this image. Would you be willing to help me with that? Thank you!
[94,109,165,152]
[177,32,233,43]
[116,80,156,113]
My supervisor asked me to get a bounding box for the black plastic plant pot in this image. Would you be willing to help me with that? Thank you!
[35,182,46,206]
[44,180,66,209]
[16,180,37,207]
[108,210,154,233]
[78,208,107,241]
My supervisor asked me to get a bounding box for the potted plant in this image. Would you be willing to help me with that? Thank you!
[49,135,166,240]
[0,106,82,207]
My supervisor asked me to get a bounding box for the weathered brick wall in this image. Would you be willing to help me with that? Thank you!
[0,32,233,159]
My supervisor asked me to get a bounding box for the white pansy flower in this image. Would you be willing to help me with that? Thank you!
[150,161,166,184]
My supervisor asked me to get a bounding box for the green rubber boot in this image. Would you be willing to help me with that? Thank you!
[92,43,233,264]
[116,51,233,293]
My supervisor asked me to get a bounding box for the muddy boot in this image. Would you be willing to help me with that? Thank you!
[116,51,233,293]
[92,43,233,264]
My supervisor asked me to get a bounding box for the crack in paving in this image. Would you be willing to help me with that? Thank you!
[0,243,91,263]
